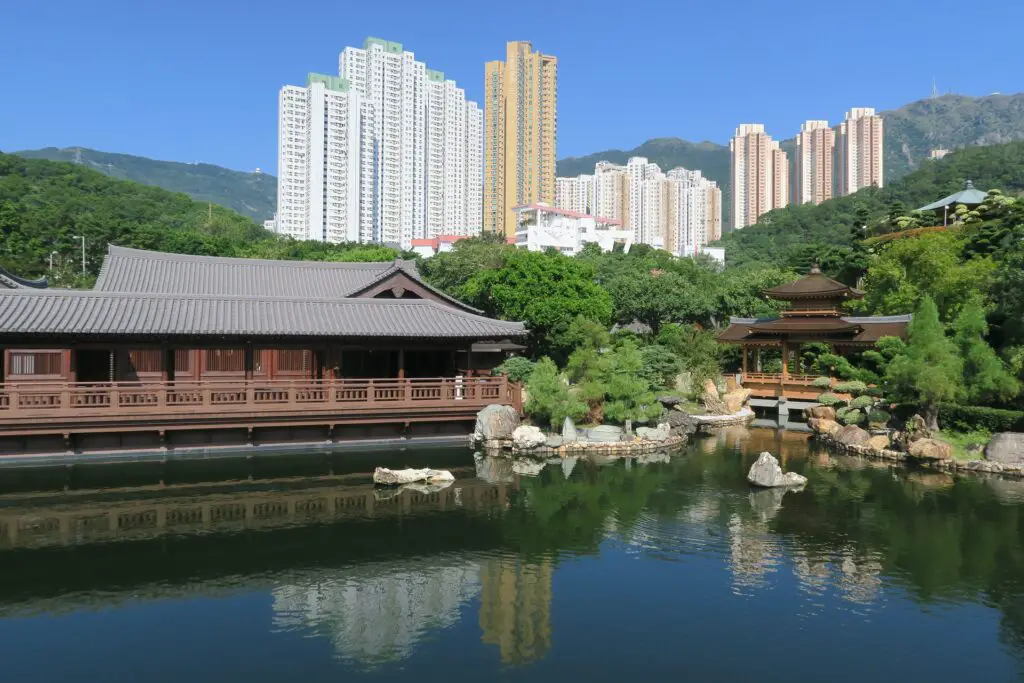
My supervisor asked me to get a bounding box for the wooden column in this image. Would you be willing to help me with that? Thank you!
[397,348,405,380]
[781,341,789,381]
[754,347,761,372]
[244,343,254,381]
[741,346,748,375]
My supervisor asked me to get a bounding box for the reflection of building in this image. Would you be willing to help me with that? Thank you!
[272,562,482,665]
[479,557,554,665]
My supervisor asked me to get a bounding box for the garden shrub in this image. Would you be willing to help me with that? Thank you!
[493,356,537,383]
[817,393,843,406]
[834,380,867,395]
[811,376,832,389]
[838,410,865,426]
[936,404,1024,432]
[850,395,874,410]
[867,409,892,426]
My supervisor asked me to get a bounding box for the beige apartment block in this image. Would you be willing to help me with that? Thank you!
[835,107,884,195]
[484,41,558,237]
[794,120,835,205]
[730,124,788,229]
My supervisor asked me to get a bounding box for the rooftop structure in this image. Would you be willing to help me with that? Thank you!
[512,204,631,256]
[917,180,989,211]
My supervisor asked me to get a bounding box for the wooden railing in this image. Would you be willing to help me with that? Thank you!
[0,377,521,420]
[742,373,820,385]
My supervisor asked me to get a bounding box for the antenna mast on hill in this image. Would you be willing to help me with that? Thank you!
[931,77,938,100]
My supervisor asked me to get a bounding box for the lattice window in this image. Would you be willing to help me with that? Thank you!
[128,350,163,374]
[205,349,245,373]
[277,350,311,373]
[8,351,62,376]
[174,350,193,373]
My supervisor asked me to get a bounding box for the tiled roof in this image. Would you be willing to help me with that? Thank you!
[763,266,863,300]
[918,181,989,211]
[0,289,526,340]
[94,245,482,313]
[0,266,47,290]
[717,315,911,344]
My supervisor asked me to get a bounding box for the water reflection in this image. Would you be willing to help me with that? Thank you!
[1,433,1024,681]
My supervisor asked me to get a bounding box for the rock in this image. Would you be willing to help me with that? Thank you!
[586,425,624,443]
[657,396,682,407]
[722,388,753,413]
[512,425,546,450]
[474,454,514,484]
[512,459,544,477]
[636,423,671,442]
[561,417,579,442]
[472,404,520,443]
[907,414,931,441]
[805,405,837,420]
[868,435,891,452]
[663,410,698,437]
[907,438,953,460]
[985,432,1024,464]
[836,424,872,447]
[746,452,808,488]
[808,418,841,436]
[373,467,455,486]
[545,435,564,448]
[702,379,719,399]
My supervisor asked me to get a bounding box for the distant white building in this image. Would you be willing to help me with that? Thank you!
[409,235,468,258]
[275,38,482,248]
[512,204,632,256]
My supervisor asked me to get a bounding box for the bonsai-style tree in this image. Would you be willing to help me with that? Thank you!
[524,358,585,431]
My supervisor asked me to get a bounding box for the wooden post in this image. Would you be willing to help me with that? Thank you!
[244,344,254,382]
[781,341,789,381]
[397,348,405,380]
[754,346,761,372]
[741,347,748,375]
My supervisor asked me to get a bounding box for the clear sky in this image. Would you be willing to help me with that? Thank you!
[2,0,1022,176]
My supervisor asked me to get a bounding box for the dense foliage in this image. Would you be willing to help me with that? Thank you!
[0,152,409,284]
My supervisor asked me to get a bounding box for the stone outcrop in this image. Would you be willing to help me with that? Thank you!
[808,418,841,436]
[722,388,753,414]
[986,433,1024,465]
[701,379,729,415]
[805,405,837,421]
[663,410,699,438]
[868,435,891,452]
[472,405,520,443]
[373,467,454,486]
[545,435,564,449]
[657,396,682,408]
[636,423,671,442]
[836,424,872,447]
[586,425,624,443]
[511,425,546,450]
[562,417,579,442]
[746,452,808,488]
[908,438,953,460]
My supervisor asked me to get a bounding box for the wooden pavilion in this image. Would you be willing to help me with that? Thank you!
[716,265,910,399]
[0,247,526,457]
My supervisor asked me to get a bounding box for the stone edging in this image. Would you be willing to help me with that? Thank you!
[693,408,756,431]
[815,433,1024,479]
[480,433,689,458]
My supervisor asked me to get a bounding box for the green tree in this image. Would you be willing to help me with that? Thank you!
[640,344,682,389]
[418,234,508,294]
[885,296,964,429]
[524,358,585,430]
[952,299,1020,405]
[597,339,662,424]
[656,323,722,389]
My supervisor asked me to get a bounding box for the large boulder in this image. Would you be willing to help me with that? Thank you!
[808,418,841,436]
[836,424,872,447]
[663,410,698,437]
[636,423,671,442]
[373,467,454,486]
[868,435,891,452]
[805,405,837,421]
[545,435,564,449]
[722,388,753,414]
[561,417,579,442]
[985,432,1024,464]
[657,396,682,408]
[586,425,624,443]
[908,438,953,460]
[512,425,546,450]
[702,379,720,399]
[472,405,520,442]
[746,452,808,488]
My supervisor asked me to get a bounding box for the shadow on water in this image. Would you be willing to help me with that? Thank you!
[1,430,1024,680]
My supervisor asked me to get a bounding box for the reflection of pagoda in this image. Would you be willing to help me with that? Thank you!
[479,557,554,665]
[272,560,481,666]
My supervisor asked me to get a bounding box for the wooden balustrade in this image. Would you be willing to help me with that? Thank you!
[0,377,517,420]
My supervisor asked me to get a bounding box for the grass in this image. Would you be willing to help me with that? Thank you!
[935,429,992,461]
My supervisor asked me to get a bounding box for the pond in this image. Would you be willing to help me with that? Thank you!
[1,428,1023,682]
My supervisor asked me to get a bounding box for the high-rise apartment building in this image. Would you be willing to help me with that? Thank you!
[794,120,834,205]
[666,168,722,255]
[484,41,558,237]
[835,107,884,195]
[555,174,594,215]
[729,124,788,230]
[275,38,482,248]
[592,161,628,223]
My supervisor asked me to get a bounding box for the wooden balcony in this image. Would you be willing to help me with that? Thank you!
[0,377,521,446]
[741,372,826,400]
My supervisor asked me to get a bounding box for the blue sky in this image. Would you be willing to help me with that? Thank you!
[1,0,1022,175]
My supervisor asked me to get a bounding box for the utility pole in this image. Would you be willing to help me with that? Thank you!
[74,235,86,274]
[49,251,58,270]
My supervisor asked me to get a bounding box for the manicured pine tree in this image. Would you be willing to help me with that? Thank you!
[952,298,1020,404]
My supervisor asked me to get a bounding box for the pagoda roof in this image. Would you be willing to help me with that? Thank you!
[0,266,47,290]
[717,314,911,345]
[763,265,863,300]
[918,180,989,211]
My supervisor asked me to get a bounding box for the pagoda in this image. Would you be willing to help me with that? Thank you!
[717,265,910,399]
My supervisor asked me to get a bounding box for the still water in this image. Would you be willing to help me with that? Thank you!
[1,428,1023,682]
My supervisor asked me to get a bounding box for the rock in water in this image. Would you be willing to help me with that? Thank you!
[587,425,624,443]
[636,423,671,442]
[373,467,455,486]
[907,438,953,460]
[746,452,808,488]
[474,454,514,484]
[512,425,546,450]
[562,417,579,442]
[805,405,837,420]
[722,388,752,413]
[472,405,520,443]
[836,424,872,447]
[986,432,1024,464]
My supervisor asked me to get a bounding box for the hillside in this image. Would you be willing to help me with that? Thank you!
[556,92,1024,191]
[14,147,277,221]
[0,153,403,285]
[715,140,1024,270]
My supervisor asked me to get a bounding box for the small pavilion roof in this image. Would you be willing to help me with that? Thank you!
[763,265,863,301]
[717,314,911,345]
[918,180,989,211]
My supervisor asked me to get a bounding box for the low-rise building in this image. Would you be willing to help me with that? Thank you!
[512,204,632,256]
[409,235,468,258]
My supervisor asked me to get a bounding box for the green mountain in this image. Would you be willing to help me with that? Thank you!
[556,92,1024,191]
[13,147,277,221]
[715,140,1024,271]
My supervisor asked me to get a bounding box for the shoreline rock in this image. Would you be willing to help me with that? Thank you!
[373,467,455,486]
[747,451,808,488]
